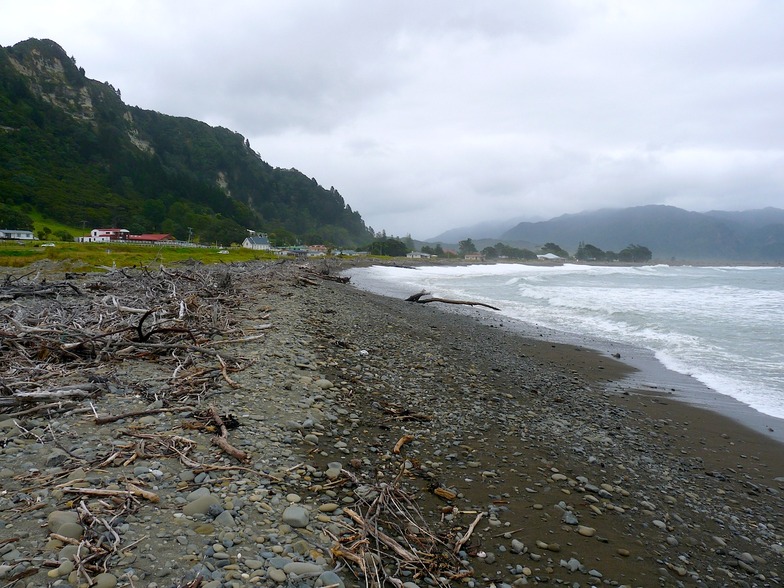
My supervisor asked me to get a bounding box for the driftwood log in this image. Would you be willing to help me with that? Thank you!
[405,290,500,311]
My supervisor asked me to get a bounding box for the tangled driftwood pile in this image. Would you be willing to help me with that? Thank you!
[0,260,488,587]
[0,263,263,419]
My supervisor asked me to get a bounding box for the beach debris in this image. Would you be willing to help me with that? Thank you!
[405,289,501,311]
[206,404,251,463]
[329,466,474,587]
[392,434,415,454]
[380,401,432,422]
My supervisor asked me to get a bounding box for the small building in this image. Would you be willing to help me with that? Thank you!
[406,251,433,259]
[307,244,328,257]
[464,252,484,261]
[242,234,271,250]
[127,233,175,243]
[78,228,130,243]
[537,253,563,260]
[0,229,34,240]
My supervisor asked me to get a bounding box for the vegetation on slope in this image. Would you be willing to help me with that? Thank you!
[0,39,373,247]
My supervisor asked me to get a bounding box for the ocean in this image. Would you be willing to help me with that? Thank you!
[346,263,784,426]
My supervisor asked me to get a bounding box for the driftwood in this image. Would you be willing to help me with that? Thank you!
[306,269,351,284]
[331,475,471,586]
[60,484,160,503]
[392,434,414,454]
[94,407,181,425]
[208,405,250,462]
[0,383,106,408]
[405,290,500,311]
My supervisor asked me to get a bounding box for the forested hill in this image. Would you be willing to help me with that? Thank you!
[0,38,374,246]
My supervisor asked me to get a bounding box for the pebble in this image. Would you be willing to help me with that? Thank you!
[577,525,596,537]
[281,505,309,528]
[183,494,220,516]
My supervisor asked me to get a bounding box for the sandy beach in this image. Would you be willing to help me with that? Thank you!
[0,259,782,587]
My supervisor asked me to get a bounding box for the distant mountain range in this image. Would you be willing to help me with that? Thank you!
[430,205,784,261]
[0,38,373,246]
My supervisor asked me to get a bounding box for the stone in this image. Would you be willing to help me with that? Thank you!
[45,448,69,468]
[562,511,579,525]
[316,570,345,587]
[93,572,118,588]
[213,510,236,528]
[48,510,79,531]
[283,561,324,575]
[281,505,309,528]
[183,494,220,516]
[57,522,84,539]
[577,525,596,537]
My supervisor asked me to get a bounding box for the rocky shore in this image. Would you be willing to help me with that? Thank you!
[0,259,782,588]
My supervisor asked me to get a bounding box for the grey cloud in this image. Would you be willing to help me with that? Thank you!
[2,0,783,239]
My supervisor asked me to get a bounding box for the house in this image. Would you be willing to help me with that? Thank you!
[77,228,130,243]
[307,244,328,256]
[464,252,484,261]
[537,253,563,260]
[127,233,175,243]
[242,234,271,250]
[406,251,432,259]
[0,229,34,240]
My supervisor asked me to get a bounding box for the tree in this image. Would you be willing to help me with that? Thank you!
[540,242,570,258]
[618,244,652,262]
[494,242,536,259]
[482,246,498,259]
[0,204,34,230]
[575,242,605,261]
[458,238,477,256]
[367,238,408,257]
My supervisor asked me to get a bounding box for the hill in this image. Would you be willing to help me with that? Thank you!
[500,205,784,261]
[0,38,373,247]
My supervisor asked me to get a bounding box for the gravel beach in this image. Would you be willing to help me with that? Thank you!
[1,259,782,588]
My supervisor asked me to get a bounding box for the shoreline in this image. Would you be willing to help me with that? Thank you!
[1,259,782,587]
[316,273,784,585]
[345,262,784,447]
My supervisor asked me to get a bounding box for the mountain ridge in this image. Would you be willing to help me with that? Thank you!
[0,38,373,246]
[427,205,784,261]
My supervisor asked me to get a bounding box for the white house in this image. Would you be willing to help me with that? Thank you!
[406,251,433,259]
[0,229,34,240]
[77,228,130,243]
[242,234,271,250]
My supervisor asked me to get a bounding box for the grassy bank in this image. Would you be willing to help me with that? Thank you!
[0,240,277,270]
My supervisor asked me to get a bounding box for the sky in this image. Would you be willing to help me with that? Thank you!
[2,1,783,240]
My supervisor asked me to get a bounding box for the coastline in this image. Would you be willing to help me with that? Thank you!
[1,259,782,587]
[322,272,784,585]
[345,262,784,446]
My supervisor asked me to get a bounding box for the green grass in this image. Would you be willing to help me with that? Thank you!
[26,210,83,238]
[0,240,277,270]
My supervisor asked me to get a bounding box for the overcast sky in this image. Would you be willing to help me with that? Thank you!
[2,1,783,239]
